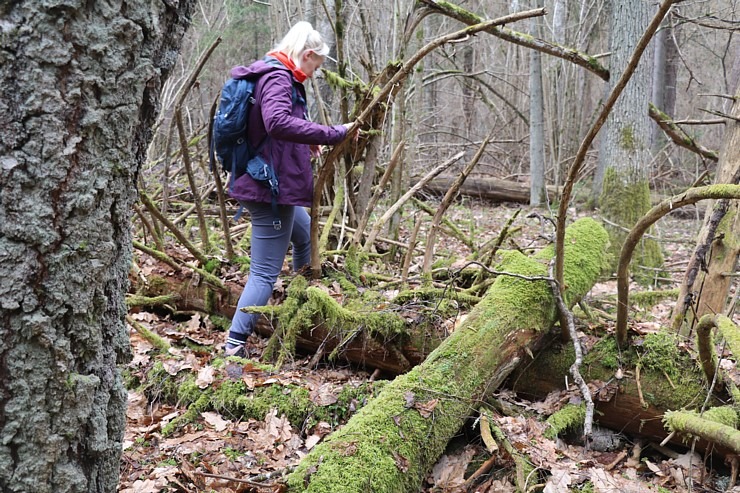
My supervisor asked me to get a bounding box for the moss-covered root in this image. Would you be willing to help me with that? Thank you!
[126,314,171,351]
[162,390,212,436]
[286,218,608,493]
[664,409,740,455]
[696,314,740,393]
[544,404,586,440]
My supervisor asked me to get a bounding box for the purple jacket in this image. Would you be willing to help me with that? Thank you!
[228,58,347,207]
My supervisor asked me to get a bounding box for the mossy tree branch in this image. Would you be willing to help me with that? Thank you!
[616,185,740,347]
[664,409,740,455]
[696,314,740,395]
[418,0,609,81]
[649,103,719,162]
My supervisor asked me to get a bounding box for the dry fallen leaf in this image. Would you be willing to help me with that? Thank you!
[310,383,339,406]
[414,398,439,418]
[126,391,149,423]
[202,411,231,432]
[196,365,216,389]
[543,467,572,493]
[305,434,322,450]
[392,451,409,473]
[429,446,475,490]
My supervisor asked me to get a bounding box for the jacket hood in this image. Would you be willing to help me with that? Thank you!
[230,57,288,80]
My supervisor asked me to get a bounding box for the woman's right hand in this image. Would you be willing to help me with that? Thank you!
[343,121,360,142]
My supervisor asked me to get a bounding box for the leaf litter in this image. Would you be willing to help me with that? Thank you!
[121,201,740,492]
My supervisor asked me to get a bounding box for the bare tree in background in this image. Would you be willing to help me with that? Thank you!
[595,0,664,277]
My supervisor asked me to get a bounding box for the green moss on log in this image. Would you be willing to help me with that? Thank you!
[143,359,383,436]
[286,218,608,493]
[516,330,707,412]
[545,404,586,439]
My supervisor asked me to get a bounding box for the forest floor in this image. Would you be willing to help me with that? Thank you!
[118,199,739,493]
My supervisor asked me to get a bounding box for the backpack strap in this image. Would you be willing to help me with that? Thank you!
[252,63,301,230]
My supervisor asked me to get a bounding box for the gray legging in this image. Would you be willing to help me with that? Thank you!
[230,201,311,337]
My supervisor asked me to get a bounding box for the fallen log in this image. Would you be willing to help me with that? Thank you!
[285,217,609,493]
[418,175,561,203]
[128,254,446,372]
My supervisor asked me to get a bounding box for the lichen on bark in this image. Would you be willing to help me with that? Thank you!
[0,1,196,492]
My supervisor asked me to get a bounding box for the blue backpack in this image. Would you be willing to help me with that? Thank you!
[210,59,289,227]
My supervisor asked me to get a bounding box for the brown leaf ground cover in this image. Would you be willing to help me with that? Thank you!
[120,200,739,492]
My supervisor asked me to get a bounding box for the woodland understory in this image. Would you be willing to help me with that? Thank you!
[120,193,740,493]
[114,3,740,492]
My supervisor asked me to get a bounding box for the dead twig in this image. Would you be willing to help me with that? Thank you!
[195,471,283,490]
[363,151,464,251]
[422,130,493,273]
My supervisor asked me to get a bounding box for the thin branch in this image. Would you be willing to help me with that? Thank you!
[363,152,464,251]
[139,191,209,266]
[649,103,719,162]
[423,131,493,273]
[310,9,546,276]
[419,0,609,81]
[351,140,405,247]
[175,108,211,252]
[207,95,234,260]
[548,262,593,440]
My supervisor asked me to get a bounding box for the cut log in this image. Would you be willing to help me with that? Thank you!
[418,175,561,203]
[285,218,609,493]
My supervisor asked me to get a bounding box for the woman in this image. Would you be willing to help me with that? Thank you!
[225,22,353,357]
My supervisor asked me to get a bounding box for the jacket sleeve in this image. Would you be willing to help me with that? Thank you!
[258,71,347,145]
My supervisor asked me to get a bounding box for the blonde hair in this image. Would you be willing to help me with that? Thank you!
[274,21,330,63]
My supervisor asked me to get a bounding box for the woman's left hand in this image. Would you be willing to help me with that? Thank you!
[310,144,323,158]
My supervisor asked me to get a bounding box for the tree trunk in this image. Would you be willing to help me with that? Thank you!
[0,2,195,492]
[529,0,547,206]
[595,0,663,278]
[285,218,609,493]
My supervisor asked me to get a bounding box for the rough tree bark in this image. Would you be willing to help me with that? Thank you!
[285,218,609,493]
[0,2,195,492]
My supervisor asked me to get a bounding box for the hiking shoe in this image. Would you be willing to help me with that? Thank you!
[224,344,246,358]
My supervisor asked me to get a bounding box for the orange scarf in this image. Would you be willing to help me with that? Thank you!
[267,50,307,83]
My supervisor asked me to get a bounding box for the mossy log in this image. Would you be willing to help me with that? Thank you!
[128,260,445,372]
[507,323,740,457]
[128,262,242,317]
[285,218,609,493]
